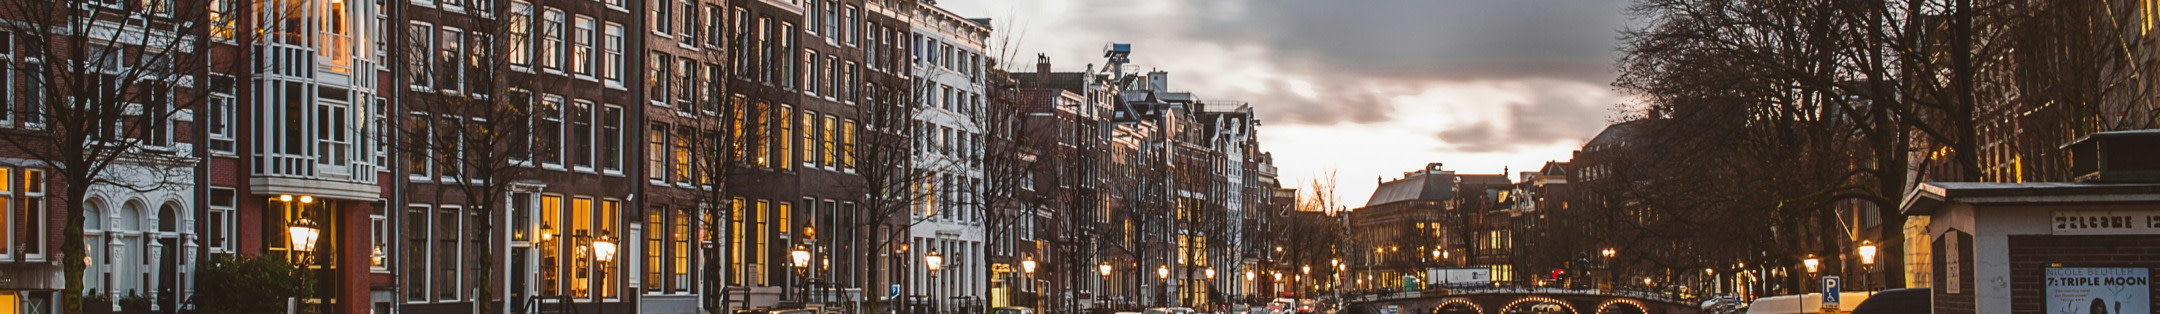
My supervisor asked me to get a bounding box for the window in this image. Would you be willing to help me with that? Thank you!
[537,96,563,167]
[841,120,855,169]
[843,62,857,101]
[705,5,724,47]
[569,198,592,297]
[405,113,430,179]
[648,52,670,104]
[823,1,837,44]
[207,78,237,152]
[646,208,663,294]
[573,15,596,76]
[679,0,696,44]
[676,59,695,109]
[670,207,690,292]
[845,6,858,46]
[602,106,623,172]
[822,56,836,97]
[800,110,817,168]
[597,200,620,299]
[570,101,593,169]
[0,168,45,261]
[752,102,770,167]
[733,8,751,75]
[408,22,433,89]
[673,128,692,184]
[316,102,352,167]
[507,90,534,162]
[648,124,668,182]
[803,51,818,96]
[207,188,235,254]
[542,9,565,70]
[602,23,624,84]
[405,204,430,301]
[435,204,462,300]
[539,195,562,295]
[509,1,532,68]
[371,206,389,271]
[778,106,793,169]
[438,28,463,93]
[753,199,770,284]
[727,198,744,284]
[806,0,821,37]
[651,0,671,35]
[821,115,836,167]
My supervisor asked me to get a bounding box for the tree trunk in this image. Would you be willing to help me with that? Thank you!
[64,180,90,314]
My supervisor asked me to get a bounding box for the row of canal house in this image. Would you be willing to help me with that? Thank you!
[0,0,999,313]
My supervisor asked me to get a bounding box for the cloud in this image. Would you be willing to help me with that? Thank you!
[1431,80,1617,153]
[934,0,1628,206]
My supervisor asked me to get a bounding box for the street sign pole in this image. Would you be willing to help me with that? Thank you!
[1821,276,1843,314]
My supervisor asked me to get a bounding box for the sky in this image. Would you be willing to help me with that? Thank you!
[937,0,1635,208]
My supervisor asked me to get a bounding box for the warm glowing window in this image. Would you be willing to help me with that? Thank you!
[672,207,690,292]
[539,195,561,295]
[673,128,692,184]
[778,106,793,169]
[645,208,663,293]
[840,120,856,169]
[728,198,745,284]
[820,115,836,167]
[800,110,817,167]
[752,102,770,167]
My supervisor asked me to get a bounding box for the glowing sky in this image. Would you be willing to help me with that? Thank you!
[938,0,1632,207]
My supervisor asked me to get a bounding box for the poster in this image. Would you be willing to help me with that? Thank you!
[2045,267,2150,314]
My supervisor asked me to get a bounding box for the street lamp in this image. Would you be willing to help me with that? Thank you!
[1099,262,1114,278]
[925,250,945,277]
[1022,255,1038,274]
[1157,265,1170,279]
[592,234,617,313]
[287,217,321,254]
[1859,242,1878,290]
[1205,268,1216,280]
[1601,248,1616,258]
[1802,256,1820,274]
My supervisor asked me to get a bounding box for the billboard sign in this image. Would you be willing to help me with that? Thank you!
[2046,267,2150,314]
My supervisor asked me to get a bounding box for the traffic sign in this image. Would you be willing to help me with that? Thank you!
[889,284,902,299]
[1821,276,1843,312]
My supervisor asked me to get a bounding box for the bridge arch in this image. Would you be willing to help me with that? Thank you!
[1430,298,1483,314]
[1500,296,1580,314]
[1594,299,1649,314]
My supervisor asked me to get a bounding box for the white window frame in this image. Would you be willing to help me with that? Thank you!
[438,27,465,94]
[572,15,596,79]
[570,100,595,172]
[404,204,431,302]
[508,1,534,71]
[408,22,434,91]
[540,95,566,170]
[370,206,389,272]
[542,8,566,72]
[435,204,464,301]
[207,188,235,254]
[601,105,624,174]
[602,23,624,88]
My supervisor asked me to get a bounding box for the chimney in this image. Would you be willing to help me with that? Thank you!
[1036,53,1050,87]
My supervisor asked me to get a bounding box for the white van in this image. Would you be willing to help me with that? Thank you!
[1745,292,1874,314]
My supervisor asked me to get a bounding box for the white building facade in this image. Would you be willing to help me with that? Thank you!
[905,3,991,310]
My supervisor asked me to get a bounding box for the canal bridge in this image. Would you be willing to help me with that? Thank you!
[1343,288,1698,314]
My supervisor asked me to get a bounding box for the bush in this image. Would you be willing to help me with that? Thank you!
[193,254,308,314]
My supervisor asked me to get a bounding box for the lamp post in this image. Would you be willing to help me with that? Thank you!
[1021,256,1037,314]
[281,195,323,313]
[792,245,813,305]
[1858,242,1878,291]
[1203,268,1216,311]
[1098,262,1113,309]
[1156,265,1170,307]
[592,235,617,314]
[1802,255,1820,294]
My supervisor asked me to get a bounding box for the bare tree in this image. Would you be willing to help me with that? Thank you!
[0,0,248,311]
[391,1,561,312]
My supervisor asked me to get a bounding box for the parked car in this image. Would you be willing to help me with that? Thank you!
[1849,288,1929,314]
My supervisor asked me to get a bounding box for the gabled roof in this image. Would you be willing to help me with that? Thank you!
[1365,172,1456,206]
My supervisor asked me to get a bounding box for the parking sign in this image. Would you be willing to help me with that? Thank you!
[1822,276,1842,310]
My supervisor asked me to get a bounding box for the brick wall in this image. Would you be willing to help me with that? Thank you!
[2006,235,2160,314]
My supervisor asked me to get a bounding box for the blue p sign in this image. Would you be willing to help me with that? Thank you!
[1821,276,1842,308]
